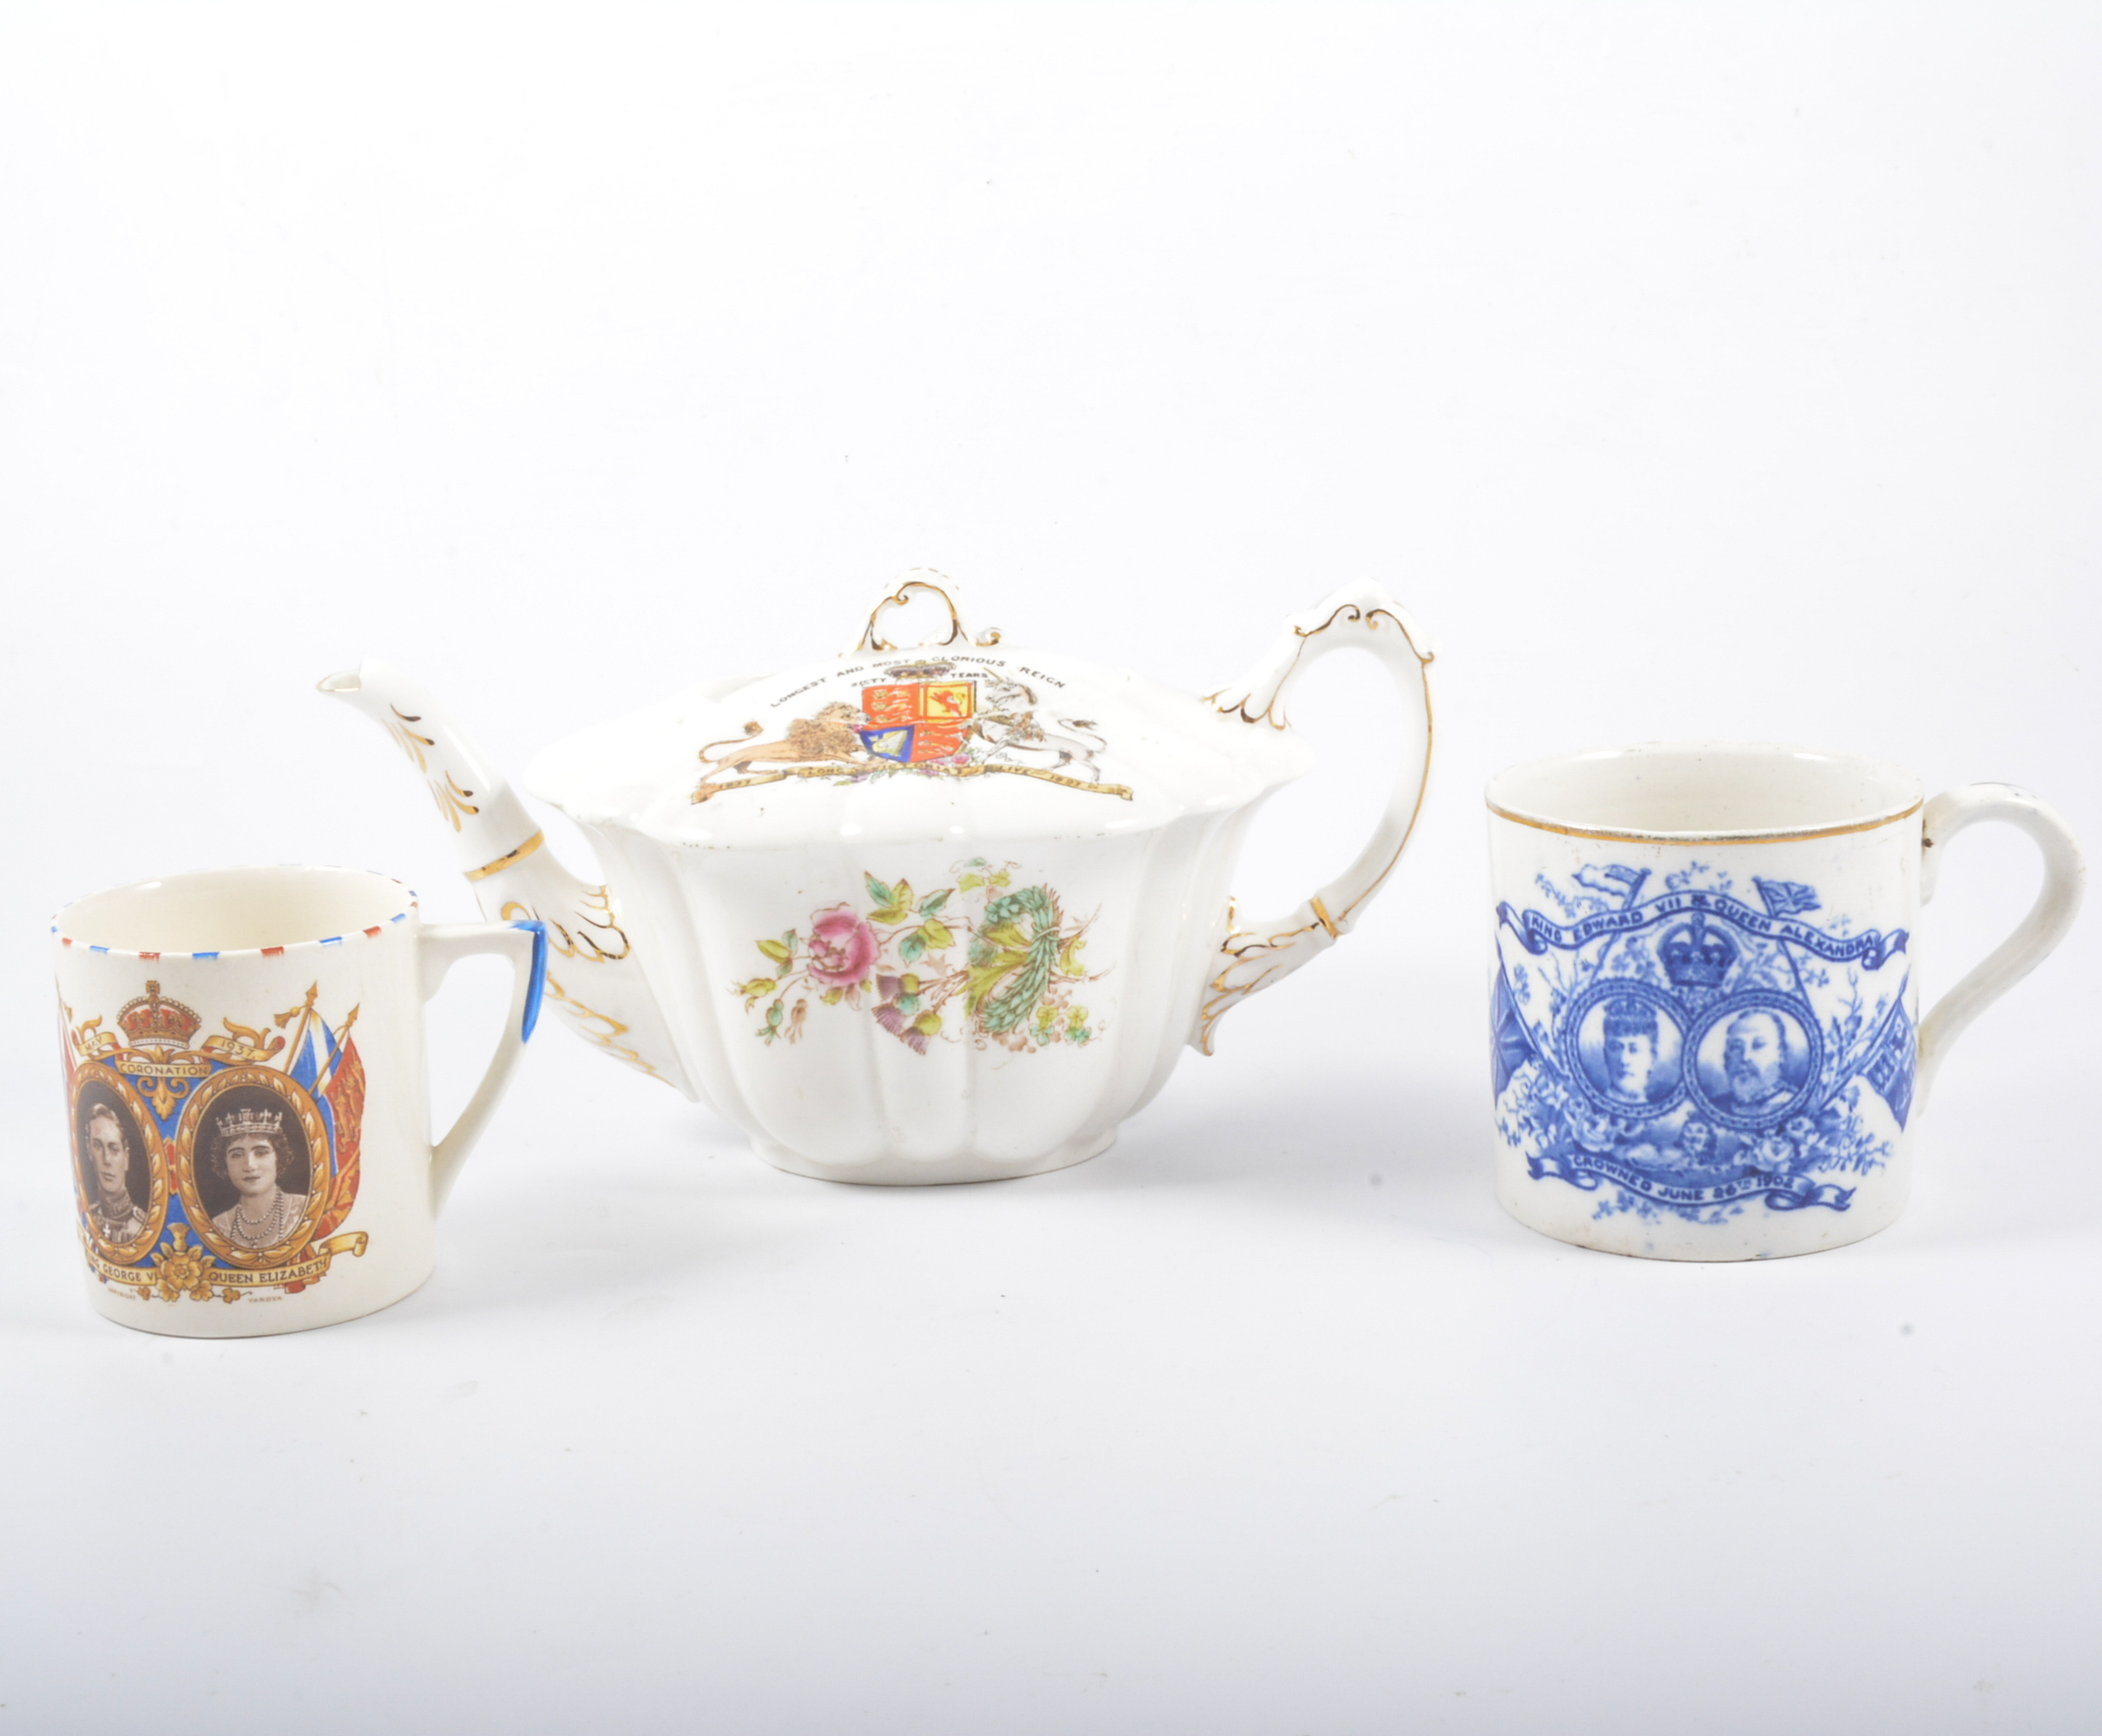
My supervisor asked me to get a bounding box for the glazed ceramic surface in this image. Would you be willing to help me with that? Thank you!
[54,867,546,1335]
[1487,746,2084,1259]
[322,573,1435,1183]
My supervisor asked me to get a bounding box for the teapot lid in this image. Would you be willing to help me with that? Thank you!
[526,574,1315,846]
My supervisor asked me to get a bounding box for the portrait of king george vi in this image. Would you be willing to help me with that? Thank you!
[197,1093,313,1254]
[1695,1004,1813,1121]
[75,1081,153,1248]
[1575,993,1684,1108]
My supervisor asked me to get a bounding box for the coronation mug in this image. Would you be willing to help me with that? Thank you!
[1487,745,2084,1259]
[54,866,547,1335]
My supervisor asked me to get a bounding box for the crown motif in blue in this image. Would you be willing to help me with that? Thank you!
[1659,912,1737,990]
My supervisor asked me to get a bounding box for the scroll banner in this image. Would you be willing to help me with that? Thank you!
[1529,1150,1856,1213]
[86,1230,370,1301]
[1495,891,1910,970]
[121,1055,213,1118]
[693,761,1133,806]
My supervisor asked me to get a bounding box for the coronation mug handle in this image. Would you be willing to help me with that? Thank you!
[418,920,548,1207]
[1916,785,2084,1111]
[1194,581,1435,1053]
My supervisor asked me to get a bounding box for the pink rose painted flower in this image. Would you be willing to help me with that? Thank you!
[807,905,879,988]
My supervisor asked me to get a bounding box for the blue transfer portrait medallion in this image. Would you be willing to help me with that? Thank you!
[1492,866,1917,1226]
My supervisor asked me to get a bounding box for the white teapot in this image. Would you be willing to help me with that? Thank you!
[321,574,1433,1184]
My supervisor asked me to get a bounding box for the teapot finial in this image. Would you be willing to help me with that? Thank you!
[855,570,1002,653]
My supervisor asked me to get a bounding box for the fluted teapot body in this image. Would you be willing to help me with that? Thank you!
[324,575,1434,1184]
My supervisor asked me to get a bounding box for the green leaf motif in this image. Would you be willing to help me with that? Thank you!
[917,889,952,917]
[900,930,926,965]
[963,957,1021,1020]
[975,918,1028,957]
[864,878,915,925]
[864,873,895,911]
[917,918,952,952]
[958,873,983,891]
[758,937,792,964]
[973,887,1060,1034]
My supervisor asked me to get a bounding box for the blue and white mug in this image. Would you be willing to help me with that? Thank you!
[1487,745,2083,1260]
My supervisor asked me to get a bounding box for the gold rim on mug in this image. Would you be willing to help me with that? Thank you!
[1484,743,1926,846]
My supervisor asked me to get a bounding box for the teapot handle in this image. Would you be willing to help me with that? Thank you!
[1194,582,1435,1053]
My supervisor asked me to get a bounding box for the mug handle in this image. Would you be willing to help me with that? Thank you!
[1194,582,1435,1052]
[1916,784,2085,1110]
[419,919,549,1207]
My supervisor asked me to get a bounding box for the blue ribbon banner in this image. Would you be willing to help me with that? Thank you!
[1530,1150,1856,1213]
[1496,889,1909,971]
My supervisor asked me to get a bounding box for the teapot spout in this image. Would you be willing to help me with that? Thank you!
[318,661,693,1096]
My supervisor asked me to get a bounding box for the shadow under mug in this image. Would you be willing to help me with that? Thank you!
[1487,745,2084,1260]
[54,866,547,1335]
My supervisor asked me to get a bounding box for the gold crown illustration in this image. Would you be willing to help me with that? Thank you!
[117,981,202,1050]
[216,1107,284,1141]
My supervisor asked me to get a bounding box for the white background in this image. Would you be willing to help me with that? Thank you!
[3,5,2098,1732]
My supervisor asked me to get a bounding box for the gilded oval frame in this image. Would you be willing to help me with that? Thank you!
[174,1064,332,1271]
[70,1062,169,1268]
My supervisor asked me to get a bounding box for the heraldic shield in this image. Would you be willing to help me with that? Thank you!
[857,667,977,764]
[1491,865,1917,1226]
[62,978,368,1304]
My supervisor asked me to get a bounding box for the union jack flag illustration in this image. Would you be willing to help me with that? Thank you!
[1753,878,1823,918]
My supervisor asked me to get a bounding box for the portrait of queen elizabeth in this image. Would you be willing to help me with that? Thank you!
[203,1101,312,1253]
